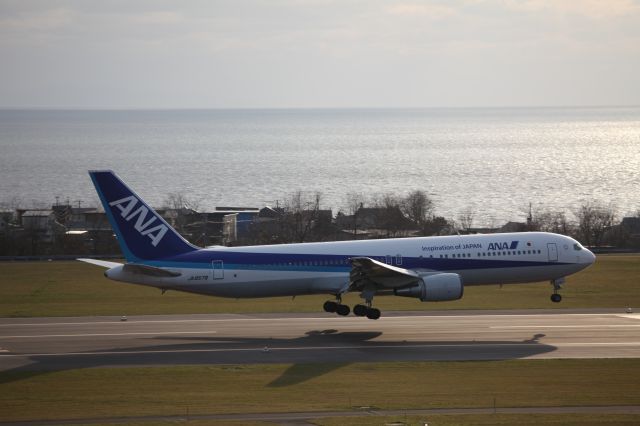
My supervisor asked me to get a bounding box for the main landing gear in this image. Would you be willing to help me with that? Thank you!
[323,300,350,316]
[323,297,381,320]
[353,303,381,320]
[550,278,565,303]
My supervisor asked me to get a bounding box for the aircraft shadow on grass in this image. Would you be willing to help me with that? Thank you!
[0,331,554,386]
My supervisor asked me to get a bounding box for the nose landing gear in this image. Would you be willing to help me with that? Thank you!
[550,278,565,303]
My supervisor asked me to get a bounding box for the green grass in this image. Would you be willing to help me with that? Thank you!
[1,359,639,422]
[44,415,640,426]
[0,255,638,317]
[315,414,640,426]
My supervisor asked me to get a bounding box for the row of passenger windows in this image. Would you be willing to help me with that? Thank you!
[434,249,542,259]
[254,249,542,267]
[259,256,401,267]
[262,259,348,267]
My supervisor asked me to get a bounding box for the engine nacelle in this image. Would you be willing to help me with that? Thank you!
[394,273,463,302]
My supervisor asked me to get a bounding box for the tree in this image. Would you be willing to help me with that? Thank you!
[0,196,23,212]
[529,208,574,235]
[574,201,616,246]
[422,216,452,236]
[343,192,367,238]
[401,190,434,227]
[162,192,201,237]
[286,191,322,243]
[163,192,200,211]
[371,193,408,238]
[457,207,475,232]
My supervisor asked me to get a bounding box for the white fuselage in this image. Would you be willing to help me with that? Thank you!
[104,232,595,298]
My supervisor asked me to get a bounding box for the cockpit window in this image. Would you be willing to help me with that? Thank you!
[573,243,583,251]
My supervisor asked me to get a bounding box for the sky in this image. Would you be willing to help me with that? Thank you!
[1,0,639,108]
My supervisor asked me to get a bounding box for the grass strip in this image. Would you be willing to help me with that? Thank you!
[1,359,639,422]
[315,414,640,426]
[24,415,640,426]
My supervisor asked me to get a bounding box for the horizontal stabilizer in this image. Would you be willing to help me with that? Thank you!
[123,263,181,277]
[78,258,123,269]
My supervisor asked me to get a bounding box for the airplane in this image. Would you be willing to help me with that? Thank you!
[80,170,596,320]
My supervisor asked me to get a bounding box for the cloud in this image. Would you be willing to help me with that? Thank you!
[0,7,76,33]
[133,11,185,25]
[387,2,456,19]
[0,0,638,107]
[504,0,640,19]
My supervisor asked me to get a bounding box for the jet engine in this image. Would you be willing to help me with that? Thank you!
[394,273,463,302]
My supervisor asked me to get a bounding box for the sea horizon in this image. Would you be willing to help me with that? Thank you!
[1,106,638,226]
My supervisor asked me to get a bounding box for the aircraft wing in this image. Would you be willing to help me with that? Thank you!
[349,257,421,290]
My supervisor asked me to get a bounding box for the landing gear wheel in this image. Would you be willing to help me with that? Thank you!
[366,308,381,320]
[323,301,338,313]
[353,304,368,317]
[550,294,562,303]
[336,304,351,316]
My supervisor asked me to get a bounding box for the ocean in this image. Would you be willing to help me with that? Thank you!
[0,107,638,226]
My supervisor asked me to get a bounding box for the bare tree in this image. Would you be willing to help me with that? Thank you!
[574,201,616,246]
[371,193,410,238]
[162,192,201,237]
[0,196,23,212]
[401,190,434,227]
[529,207,574,235]
[343,192,367,237]
[457,207,475,232]
[281,191,323,243]
[163,192,200,211]
[421,216,452,236]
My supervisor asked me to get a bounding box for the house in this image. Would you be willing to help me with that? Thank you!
[18,209,55,231]
[620,217,640,248]
[336,206,418,238]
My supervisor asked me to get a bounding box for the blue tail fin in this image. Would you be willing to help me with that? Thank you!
[89,170,197,262]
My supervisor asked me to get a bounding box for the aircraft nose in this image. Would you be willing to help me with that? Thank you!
[584,249,596,265]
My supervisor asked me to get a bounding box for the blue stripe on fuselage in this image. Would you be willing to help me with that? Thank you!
[147,250,568,272]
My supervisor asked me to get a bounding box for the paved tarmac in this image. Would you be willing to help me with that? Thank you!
[1,309,639,372]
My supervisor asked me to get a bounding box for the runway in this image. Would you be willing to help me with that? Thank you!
[1,309,639,372]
